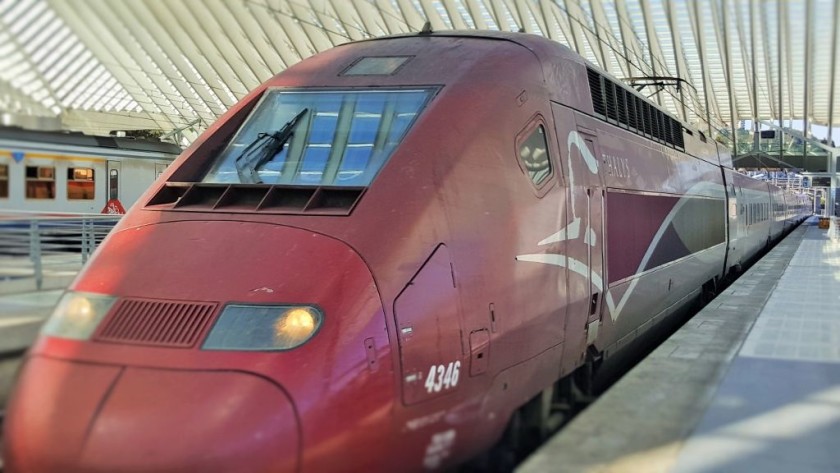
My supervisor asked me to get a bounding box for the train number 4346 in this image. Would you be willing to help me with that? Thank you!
[424,361,461,393]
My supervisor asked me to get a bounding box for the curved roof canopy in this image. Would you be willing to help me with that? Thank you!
[1,0,838,145]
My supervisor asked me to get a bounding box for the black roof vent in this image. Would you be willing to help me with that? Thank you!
[586,67,685,151]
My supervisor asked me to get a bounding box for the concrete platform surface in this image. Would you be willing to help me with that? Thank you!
[518,219,838,473]
[0,289,60,353]
[0,289,60,408]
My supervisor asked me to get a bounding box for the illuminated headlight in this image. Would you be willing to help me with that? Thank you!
[202,305,323,351]
[41,292,117,340]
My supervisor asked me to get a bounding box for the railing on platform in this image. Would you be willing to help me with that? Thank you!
[743,171,812,195]
[0,215,121,292]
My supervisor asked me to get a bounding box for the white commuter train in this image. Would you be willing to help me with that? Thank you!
[0,127,181,216]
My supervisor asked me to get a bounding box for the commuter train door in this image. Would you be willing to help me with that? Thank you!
[107,161,121,202]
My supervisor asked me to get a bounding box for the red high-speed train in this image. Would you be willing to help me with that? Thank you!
[4,32,810,472]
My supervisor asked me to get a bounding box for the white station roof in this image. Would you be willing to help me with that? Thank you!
[1,0,838,144]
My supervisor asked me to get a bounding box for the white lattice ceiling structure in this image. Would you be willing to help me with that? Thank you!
[1,0,838,144]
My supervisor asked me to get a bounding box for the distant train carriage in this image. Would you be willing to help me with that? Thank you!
[0,127,181,216]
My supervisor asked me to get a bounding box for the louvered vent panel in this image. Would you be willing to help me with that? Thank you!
[652,109,661,141]
[616,87,628,127]
[587,68,606,116]
[95,299,218,348]
[664,116,674,145]
[604,81,618,121]
[635,97,645,134]
[673,120,685,148]
[643,103,653,136]
[626,95,637,130]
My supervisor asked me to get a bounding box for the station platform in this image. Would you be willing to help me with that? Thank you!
[0,289,59,407]
[518,217,840,473]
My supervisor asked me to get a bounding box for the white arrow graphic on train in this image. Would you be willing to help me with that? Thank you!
[517,130,715,322]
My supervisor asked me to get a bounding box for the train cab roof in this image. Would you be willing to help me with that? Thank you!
[266,31,581,89]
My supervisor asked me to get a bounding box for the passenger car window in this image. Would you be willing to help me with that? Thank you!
[67,168,95,200]
[518,124,552,186]
[25,166,55,199]
[0,164,7,198]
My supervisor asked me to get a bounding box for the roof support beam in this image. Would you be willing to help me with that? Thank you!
[0,78,57,117]
[783,0,794,128]
[525,0,551,38]
[590,0,625,77]
[803,0,814,142]
[638,0,666,106]
[564,0,607,71]
[777,0,783,131]
[463,0,489,30]
[0,6,63,114]
[415,0,451,31]
[750,0,759,130]
[561,0,585,57]
[126,0,226,119]
[828,0,840,139]
[47,0,173,130]
[544,1,576,47]
[145,0,240,109]
[613,0,646,78]
[442,0,469,30]
[719,0,738,155]
[689,0,715,135]
[392,0,427,31]
[759,0,777,120]
[88,0,205,120]
[347,0,389,37]
[372,0,410,34]
[168,0,255,95]
[203,1,276,81]
[664,0,689,121]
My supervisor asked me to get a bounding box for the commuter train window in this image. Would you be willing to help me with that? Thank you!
[109,169,119,200]
[0,164,7,198]
[25,166,55,199]
[517,124,552,186]
[67,167,95,200]
[202,88,435,187]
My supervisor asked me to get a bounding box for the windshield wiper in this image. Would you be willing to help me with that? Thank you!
[235,108,309,183]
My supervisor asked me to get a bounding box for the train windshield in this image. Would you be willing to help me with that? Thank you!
[203,88,433,186]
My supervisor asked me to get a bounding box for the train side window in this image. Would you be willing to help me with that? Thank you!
[109,169,119,200]
[517,124,552,187]
[0,164,7,198]
[25,166,55,199]
[67,168,95,200]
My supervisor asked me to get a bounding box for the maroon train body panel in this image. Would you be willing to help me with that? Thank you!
[4,32,810,472]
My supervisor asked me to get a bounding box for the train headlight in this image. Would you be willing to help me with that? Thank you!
[202,305,323,351]
[41,292,117,340]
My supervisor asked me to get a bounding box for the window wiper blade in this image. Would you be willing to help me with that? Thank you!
[235,108,309,183]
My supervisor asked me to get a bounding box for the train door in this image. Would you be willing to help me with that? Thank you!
[107,161,121,202]
[393,244,463,405]
[550,105,607,353]
[103,160,126,214]
[576,131,606,330]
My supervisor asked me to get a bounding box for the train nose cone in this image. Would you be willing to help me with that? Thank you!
[4,356,299,473]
